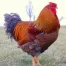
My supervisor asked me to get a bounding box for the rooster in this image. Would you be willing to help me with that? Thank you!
[4,2,60,66]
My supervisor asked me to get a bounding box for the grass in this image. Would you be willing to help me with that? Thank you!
[0,26,66,66]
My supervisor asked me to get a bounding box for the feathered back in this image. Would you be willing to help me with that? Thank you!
[33,2,60,33]
[4,13,21,38]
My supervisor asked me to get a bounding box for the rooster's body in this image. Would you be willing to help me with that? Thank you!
[4,2,60,66]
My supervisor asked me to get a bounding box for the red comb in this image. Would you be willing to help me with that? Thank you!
[49,2,57,8]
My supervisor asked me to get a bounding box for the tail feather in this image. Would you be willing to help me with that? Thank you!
[4,13,21,38]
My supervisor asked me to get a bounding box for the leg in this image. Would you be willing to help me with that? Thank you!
[32,56,36,66]
[35,56,41,66]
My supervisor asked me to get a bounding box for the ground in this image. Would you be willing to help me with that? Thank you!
[0,26,66,66]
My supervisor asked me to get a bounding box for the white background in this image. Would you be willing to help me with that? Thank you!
[0,0,66,26]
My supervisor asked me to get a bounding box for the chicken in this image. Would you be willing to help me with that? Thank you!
[4,2,60,66]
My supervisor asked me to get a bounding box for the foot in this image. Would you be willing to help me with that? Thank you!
[64,55,66,58]
[36,63,41,66]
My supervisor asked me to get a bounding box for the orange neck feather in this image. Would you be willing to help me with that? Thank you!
[33,7,60,33]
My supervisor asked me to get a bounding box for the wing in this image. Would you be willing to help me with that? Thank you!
[28,24,42,35]
[34,30,58,53]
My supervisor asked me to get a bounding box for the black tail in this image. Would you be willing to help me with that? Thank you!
[4,13,21,38]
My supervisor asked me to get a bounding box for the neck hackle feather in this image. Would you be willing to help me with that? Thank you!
[33,2,60,33]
